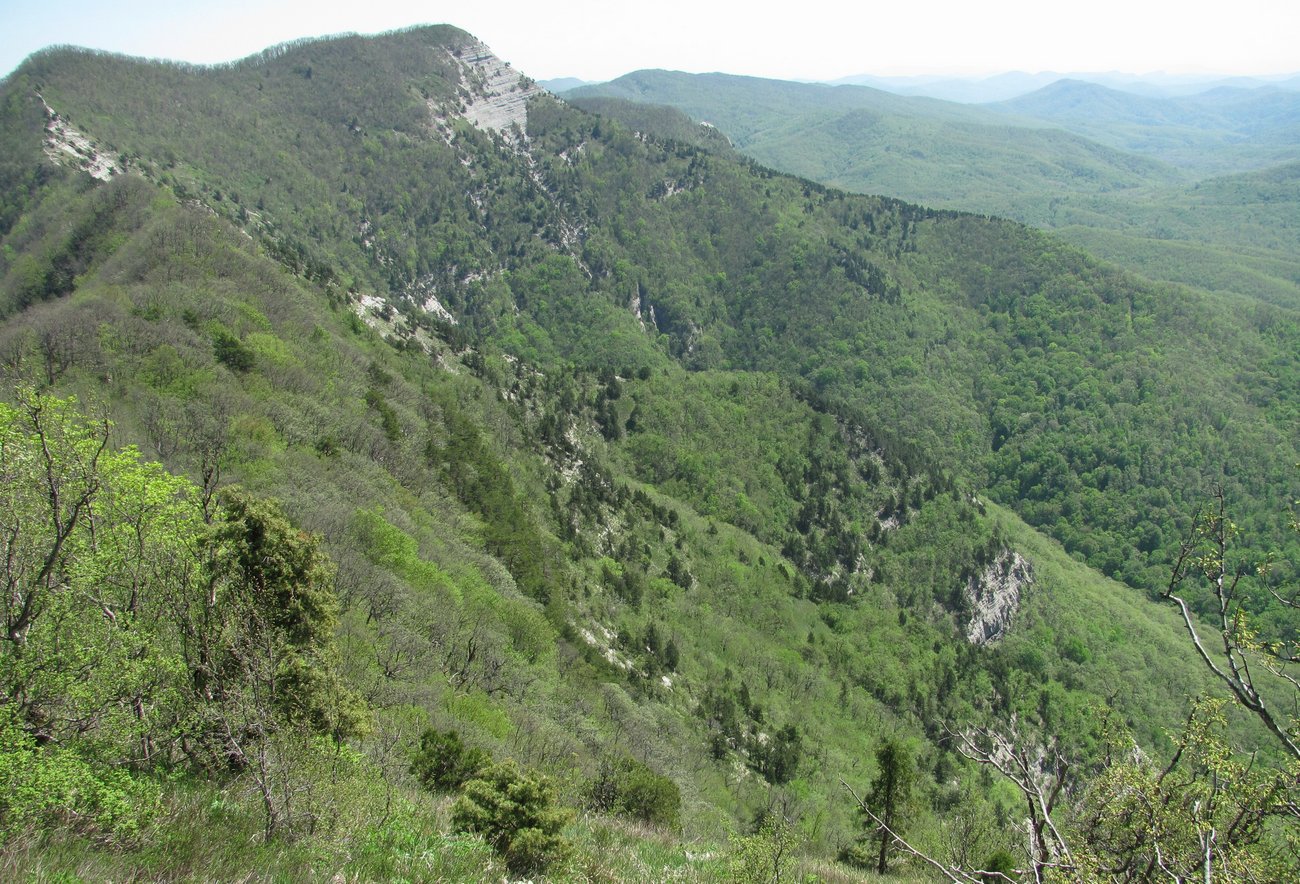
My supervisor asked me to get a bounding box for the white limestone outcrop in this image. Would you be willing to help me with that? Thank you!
[964,549,1033,645]
[444,41,545,143]
[40,97,121,181]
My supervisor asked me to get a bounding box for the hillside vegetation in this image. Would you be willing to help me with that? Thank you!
[569,72,1300,308]
[567,71,1185,220]
[990,79,1300,174]
[1,25,1297,880]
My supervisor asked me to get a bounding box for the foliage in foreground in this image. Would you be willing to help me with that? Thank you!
[0,389,363,843]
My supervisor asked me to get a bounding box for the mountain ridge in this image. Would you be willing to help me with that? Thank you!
[569,68,1300,308]
[566,70,1186,213]
[1,25,1297,879]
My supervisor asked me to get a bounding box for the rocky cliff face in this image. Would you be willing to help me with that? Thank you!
[444,40,545,142]
[964,549,1033,645]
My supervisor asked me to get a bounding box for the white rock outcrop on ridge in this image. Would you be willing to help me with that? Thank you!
[445,41,545,142]
[40,97,121,181]
[964,549,1033,645]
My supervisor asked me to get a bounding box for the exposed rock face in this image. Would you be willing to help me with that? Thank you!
[444,41,545,142]
[964,549,1033,645]
[40,97,121,181]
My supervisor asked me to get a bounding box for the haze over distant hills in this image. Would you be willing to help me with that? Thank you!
[825,69,1300,103]
[988,78,1300,171]
[539,76,594,92]
[553,69,1300,105]
[565,70,1186,210]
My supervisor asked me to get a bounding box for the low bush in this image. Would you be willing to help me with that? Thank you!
[585,755,681,829]
[450,759,570,875]
[409,727,490,794]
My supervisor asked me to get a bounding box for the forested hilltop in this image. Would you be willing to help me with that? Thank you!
[1,25,1297,881]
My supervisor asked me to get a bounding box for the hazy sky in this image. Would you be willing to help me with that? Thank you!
[2,0,1297,82]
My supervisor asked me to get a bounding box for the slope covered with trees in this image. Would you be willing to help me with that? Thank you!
[570,72,1300,309]
[567,71,1185,220]
[0,25,1297,879]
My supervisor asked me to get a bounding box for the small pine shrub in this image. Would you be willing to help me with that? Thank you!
[409,727,490,794]
[450,759,570,875]
[212,328,254,372]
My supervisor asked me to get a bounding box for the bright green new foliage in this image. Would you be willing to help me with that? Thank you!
[0,390,366,843]
[0,390,196,749]
[0,390,196,838]
[3,23,1299,878]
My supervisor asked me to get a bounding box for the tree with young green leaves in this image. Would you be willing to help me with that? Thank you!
[1073,698,1298,882]
[1164,488,1300,762]
[0,391,371,841]
[729,813,802,884]
[0,389,198,764]
[0,390,199,840]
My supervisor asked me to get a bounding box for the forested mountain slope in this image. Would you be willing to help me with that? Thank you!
[569,71,1300,321]
[567,71,1185,220]
[991,79,1300,173]
[1,25,1297,879]
[1046,159,1300,308]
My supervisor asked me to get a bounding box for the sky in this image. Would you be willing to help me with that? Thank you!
[2,0,1298,83]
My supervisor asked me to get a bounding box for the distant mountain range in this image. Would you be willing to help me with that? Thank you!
[988,78,1300,169]
[565,71,1300,173]
[563,70,1188,212]
[539,76,594,92]
[551,70,1300,105]
[827,70,1300,103]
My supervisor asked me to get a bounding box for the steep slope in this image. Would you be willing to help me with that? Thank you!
[573,70,1300,315]
[1,25,1296,877]
[9,24,1300,666]
[568,70,1185,220]
[562,95,738,155]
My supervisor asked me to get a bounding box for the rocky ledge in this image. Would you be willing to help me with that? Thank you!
[964,548,1033,646]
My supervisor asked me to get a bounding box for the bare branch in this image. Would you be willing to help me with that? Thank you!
[946,721,1079,880]
[1163,490,1300,761]
[840,780,999,884]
